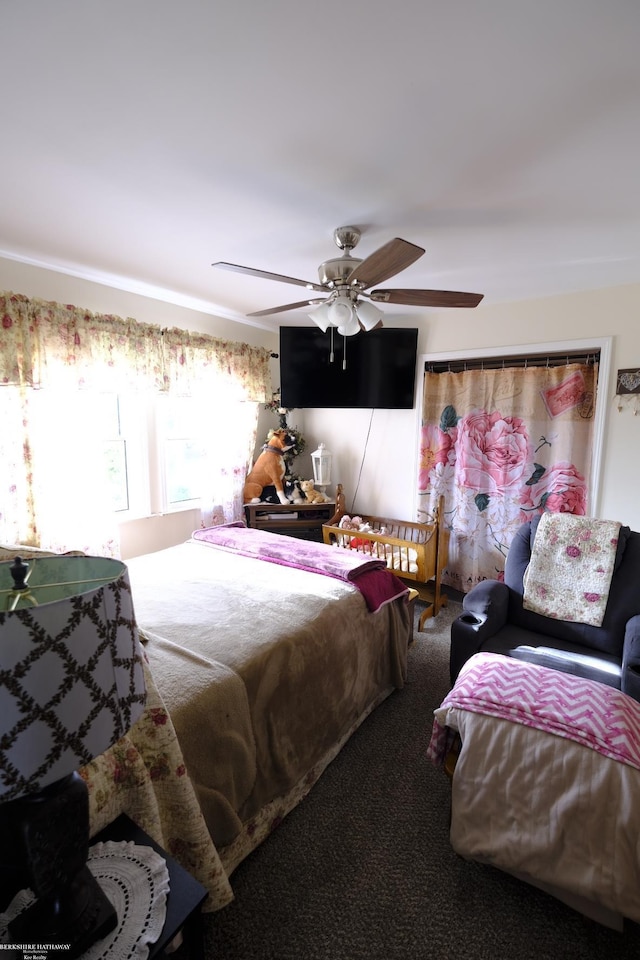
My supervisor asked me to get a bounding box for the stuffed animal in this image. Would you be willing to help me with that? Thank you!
[299,479,330,504]
[243,429,297,504]
[288,478,305,503]
[349,536,374,554]
[338,514,363,531]
[260,477,303,504]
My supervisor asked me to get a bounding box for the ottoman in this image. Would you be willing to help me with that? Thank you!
[428,652,640,930]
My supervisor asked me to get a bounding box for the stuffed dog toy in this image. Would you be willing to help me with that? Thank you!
[244,429,296,504]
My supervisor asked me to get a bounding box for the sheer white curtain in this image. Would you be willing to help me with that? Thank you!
[28,388,120,555]
[198,390,260,528]
[0,385,39,548]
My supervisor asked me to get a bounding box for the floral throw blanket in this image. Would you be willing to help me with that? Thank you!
[192,524,409,613]
[428,652,640,772]
[522,512,621,626]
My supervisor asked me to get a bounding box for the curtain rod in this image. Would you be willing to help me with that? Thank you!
[425,349,600,375]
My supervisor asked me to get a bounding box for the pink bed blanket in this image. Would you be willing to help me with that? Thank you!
[192,523,409,613]
[428,652,640,771]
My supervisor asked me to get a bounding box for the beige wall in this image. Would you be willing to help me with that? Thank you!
[0,256,277,347]
[3,255,640,551]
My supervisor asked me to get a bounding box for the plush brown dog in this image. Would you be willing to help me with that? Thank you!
[243,429,296,504]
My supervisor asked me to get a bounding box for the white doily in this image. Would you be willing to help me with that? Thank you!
[0,840,170,960]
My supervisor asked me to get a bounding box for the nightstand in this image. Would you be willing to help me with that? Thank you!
[92,814,208,960]
[244,500,336,541]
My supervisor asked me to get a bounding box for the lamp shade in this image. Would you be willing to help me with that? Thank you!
[307,302,332,332]
[327,297,353,329]
[337,315,360,337]
[0,555,146,802]
[355,299,384,331]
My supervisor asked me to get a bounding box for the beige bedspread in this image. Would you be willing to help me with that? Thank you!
[125,539,410,854]
[441,708,640,927]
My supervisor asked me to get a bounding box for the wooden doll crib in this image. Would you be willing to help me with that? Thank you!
[323,491,448,629]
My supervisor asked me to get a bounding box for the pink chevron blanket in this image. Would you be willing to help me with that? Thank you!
[428,652,640,771]
[192,523,409,613]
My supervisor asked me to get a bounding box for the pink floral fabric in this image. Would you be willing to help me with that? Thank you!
[81,656,234,912]
[417,363,597,591]
[0,291,272,399]
[519,460,588,516]
[454,410,533,494]
[522,512,621,626]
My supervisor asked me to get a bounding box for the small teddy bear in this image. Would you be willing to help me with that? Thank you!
[299,479,330,504]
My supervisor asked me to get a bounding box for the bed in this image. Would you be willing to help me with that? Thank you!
[428,652,640,930]
[1,530,410,911]
[79,524,412,909]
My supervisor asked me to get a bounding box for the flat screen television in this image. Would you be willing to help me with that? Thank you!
[279,326,419,409]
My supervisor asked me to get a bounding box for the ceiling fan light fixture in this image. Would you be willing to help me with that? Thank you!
[337,314,360,337]
[308,302,332,332]
[327,297,353,328]
[355,300,384,331]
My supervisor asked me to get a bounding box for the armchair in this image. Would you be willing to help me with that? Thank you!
[450,515,640,701]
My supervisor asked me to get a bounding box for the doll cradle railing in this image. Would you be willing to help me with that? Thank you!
[322,494,448,627]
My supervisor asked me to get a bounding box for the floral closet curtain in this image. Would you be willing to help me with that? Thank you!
[417,361,598,593]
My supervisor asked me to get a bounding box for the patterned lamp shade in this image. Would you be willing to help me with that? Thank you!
[0,555,147,802]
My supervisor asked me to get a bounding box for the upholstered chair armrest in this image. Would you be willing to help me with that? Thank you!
[450,580,510,685]
[621,614,640,703]
[461,578,510,630]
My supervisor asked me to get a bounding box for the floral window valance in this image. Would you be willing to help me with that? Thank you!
[0,291,272,401]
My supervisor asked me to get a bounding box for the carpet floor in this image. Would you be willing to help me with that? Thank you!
[191,599,640,960]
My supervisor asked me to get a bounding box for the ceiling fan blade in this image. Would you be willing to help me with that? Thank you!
[247,298,324,318]
[370,288,484,308]
[347,238,425,289]
[212,261,325,293]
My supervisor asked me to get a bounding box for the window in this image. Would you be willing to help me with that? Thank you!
[157,395,208,509]
[98,394,132,512]
[25,389,257,522]
[0,296,270,553]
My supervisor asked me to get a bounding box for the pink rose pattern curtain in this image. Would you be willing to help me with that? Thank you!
[0,291,272,553]
[417,362,598,593]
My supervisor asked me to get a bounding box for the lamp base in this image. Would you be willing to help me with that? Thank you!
[7,864,117,959]
[1,773,118,958]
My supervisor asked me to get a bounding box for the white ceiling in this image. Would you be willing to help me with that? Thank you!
[2,0,640,332]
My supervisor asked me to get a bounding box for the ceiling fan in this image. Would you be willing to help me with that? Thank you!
[212,226,484,337]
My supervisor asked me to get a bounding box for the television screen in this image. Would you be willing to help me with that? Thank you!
[279,326,419,409]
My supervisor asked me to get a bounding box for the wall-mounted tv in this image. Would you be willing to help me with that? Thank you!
[279,326,419,409]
